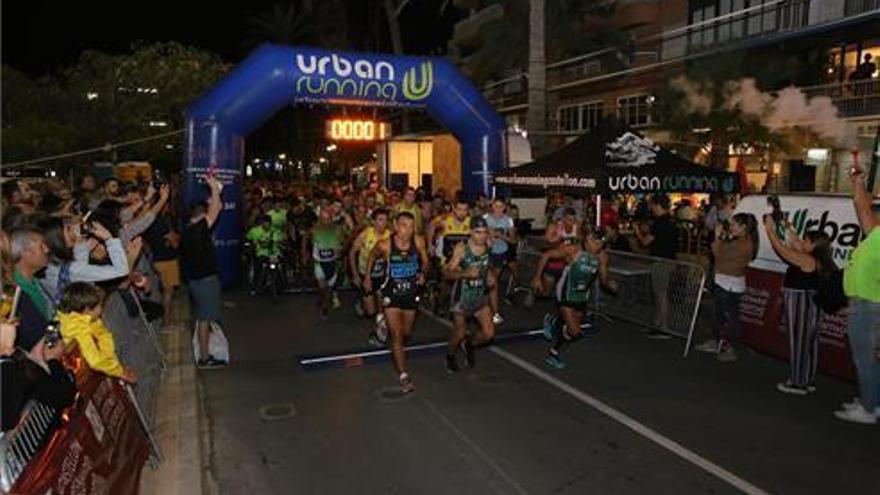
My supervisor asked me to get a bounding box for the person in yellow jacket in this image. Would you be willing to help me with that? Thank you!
[57,282,137,383]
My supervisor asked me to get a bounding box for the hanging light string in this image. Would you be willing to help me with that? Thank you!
[1,129,184,169]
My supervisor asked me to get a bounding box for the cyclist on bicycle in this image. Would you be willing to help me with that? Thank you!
[246,214,286,294]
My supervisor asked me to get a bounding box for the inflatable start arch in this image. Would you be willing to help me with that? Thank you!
[184,45,507,286]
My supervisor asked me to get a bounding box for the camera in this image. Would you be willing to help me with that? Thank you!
[152,169,166,188]
[44,321,62,349]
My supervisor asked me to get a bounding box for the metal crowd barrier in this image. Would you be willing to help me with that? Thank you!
[103,290,165,431]
[0,372,159,491]
[513,247,707,356]
[0,401,58,492]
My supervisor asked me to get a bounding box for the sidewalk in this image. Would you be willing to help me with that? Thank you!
[139,304,206,495]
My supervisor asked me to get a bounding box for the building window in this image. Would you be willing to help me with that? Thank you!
[580,101,603,130]
[617,95,651,128]
[557,101,604,132]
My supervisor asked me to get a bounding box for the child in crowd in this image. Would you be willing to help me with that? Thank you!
[57,282,137,382]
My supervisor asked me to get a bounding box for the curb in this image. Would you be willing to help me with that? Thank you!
[139,325,205,495]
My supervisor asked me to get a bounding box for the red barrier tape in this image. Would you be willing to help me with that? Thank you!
[10,360,150,494]
[741,268,856,381]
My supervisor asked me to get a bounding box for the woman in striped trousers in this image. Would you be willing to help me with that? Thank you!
[764,217,834,395]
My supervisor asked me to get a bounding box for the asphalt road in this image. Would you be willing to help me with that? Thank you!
[198,290,880,495]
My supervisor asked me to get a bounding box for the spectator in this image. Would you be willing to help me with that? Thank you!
[675,199,698,222]
[2,179,37,215]
[1,323,77,432]
[78,174,98,208]
[38,217,130,307]
[834,165,880,424]
[101,178,123,204]
[764,217,833,396]
[180,175,226,369]
[10,226,53,350]
[634,194,676,338]
[696,213,759,361]
[603,222,631,252]
[56,282,137,382]
[850,53,877,96]
[143,199,181,327]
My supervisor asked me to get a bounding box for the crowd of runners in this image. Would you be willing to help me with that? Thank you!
[242,179,616,394]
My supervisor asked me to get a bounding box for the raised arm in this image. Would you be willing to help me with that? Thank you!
[205,177,223,229]
[763,217,814,269]
[851,167,877,233]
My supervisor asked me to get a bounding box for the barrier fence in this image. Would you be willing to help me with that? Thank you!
[513,246,707,356]
[1,358,153,494]
[1,285,167,493]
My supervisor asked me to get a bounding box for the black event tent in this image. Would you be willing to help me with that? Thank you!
[493,129,740,196]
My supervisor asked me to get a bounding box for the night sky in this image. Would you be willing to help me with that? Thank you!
[2,0,461,75]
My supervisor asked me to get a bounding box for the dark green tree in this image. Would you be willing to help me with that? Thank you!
[652,55,791,170]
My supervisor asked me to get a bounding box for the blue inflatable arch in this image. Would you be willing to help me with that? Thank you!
[184,45,507,286]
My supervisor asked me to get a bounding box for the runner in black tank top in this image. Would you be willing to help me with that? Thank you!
[364,212,429,394]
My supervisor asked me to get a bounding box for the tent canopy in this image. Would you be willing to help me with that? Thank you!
[494,129,740,195]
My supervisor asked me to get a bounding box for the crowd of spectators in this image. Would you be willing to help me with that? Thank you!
[1,173,178,438]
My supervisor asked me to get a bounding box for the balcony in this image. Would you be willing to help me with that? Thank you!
[480,0,880,113]
[799,79,880,118]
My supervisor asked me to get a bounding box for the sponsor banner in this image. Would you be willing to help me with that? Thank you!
[740,267,856,381]
[606,172,738,194]
[736,194,873,273]
[293,52,433,106]
[11,369,150,495]
[493,174,597,189]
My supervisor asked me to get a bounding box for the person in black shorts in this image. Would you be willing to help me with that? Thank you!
[532,230,617,369]
[443,216,495,372]
[364,212,429,394]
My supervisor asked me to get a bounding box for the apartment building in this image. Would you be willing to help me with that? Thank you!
[450,0,880,193]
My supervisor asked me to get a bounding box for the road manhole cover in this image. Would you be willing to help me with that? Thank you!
[373,386,414,403]
[259,403,297,422]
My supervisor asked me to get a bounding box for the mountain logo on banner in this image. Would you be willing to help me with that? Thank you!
[605,132,659,167]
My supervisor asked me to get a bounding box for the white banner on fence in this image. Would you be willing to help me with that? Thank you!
[736,194,868,273]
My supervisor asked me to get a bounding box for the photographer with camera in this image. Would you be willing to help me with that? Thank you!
[834,162,880,425]
[695,213,759,361]
[764,205,835,396]
[37,216,131,308]
[2,228,77,432]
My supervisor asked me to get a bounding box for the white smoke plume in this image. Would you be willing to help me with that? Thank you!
[723,78,771,116]
[678,77,853,147]
[671,76,712,115]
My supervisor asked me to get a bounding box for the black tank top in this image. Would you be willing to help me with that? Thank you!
[783,263,818,290]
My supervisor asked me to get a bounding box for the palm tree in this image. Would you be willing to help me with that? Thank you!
[526,0,546,155]
[242,1,311,52]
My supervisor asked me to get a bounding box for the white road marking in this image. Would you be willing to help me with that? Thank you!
[490,347,771,495]
[420,398,532,495]
[424,311,770,495]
